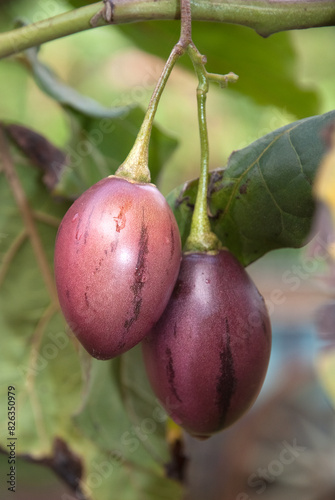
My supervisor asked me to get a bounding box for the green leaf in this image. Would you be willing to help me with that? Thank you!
[0,145,82,456]
[0,137,182,500]
[117,21,319,118]
[167,110,335,265]
[74,346,183,500]
[23,46,129,119]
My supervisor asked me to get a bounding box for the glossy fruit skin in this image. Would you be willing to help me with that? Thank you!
[54,176,181,360]
[142,250,271,437]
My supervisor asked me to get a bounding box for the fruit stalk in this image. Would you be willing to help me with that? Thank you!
[115,45,183,183]
[184,44,222,252]
[116,0,193,183]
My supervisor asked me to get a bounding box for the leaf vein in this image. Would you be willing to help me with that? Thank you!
[255,159,285,237]
[221,123,300,219]
[0,229,27,287]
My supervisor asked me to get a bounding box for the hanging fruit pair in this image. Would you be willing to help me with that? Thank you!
[54,0,271,437]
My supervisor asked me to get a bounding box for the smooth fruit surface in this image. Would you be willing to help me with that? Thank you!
[54,176,181,360]
[142,250,271,437]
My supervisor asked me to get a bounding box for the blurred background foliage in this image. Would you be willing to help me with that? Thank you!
[1,1,335,499]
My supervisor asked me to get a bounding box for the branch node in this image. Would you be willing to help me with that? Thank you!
[104,0,114,23]
[90,0,114,27]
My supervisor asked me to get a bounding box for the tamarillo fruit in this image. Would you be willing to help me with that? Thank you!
[142,250,271,437]
[54,176,182,360]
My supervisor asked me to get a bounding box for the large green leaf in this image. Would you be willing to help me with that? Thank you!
[0,141,82,457]
[74,347,183,500]
[167,110,335,265]
[0,137,182,500]
[117,21,319,119]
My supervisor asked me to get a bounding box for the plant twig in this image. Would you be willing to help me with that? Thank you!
[115,0,193,182]
[180,0,192,44]
[0,0,335,60]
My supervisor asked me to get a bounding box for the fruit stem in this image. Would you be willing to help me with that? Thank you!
[116,0,193,183]
[184,45,227,253]
[115,0,237,190]
[115,46,183,183]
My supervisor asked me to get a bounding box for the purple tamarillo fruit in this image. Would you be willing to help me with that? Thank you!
[54,176,182,360]
[142,250,271,437]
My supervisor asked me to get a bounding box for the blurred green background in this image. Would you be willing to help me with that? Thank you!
[1,1,335,499]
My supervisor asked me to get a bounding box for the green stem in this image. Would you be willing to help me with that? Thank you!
[115,44,184,182]
[116,0,193,182]
[1,1,335,59]
[184,44,221,253]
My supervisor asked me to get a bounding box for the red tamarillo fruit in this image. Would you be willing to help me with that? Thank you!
[142,250,271,437]
[54,176,181,360]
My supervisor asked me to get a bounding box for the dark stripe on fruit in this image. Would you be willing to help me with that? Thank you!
[215,317,237,426]
[124,216,148,332]
[166,347,182,403]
